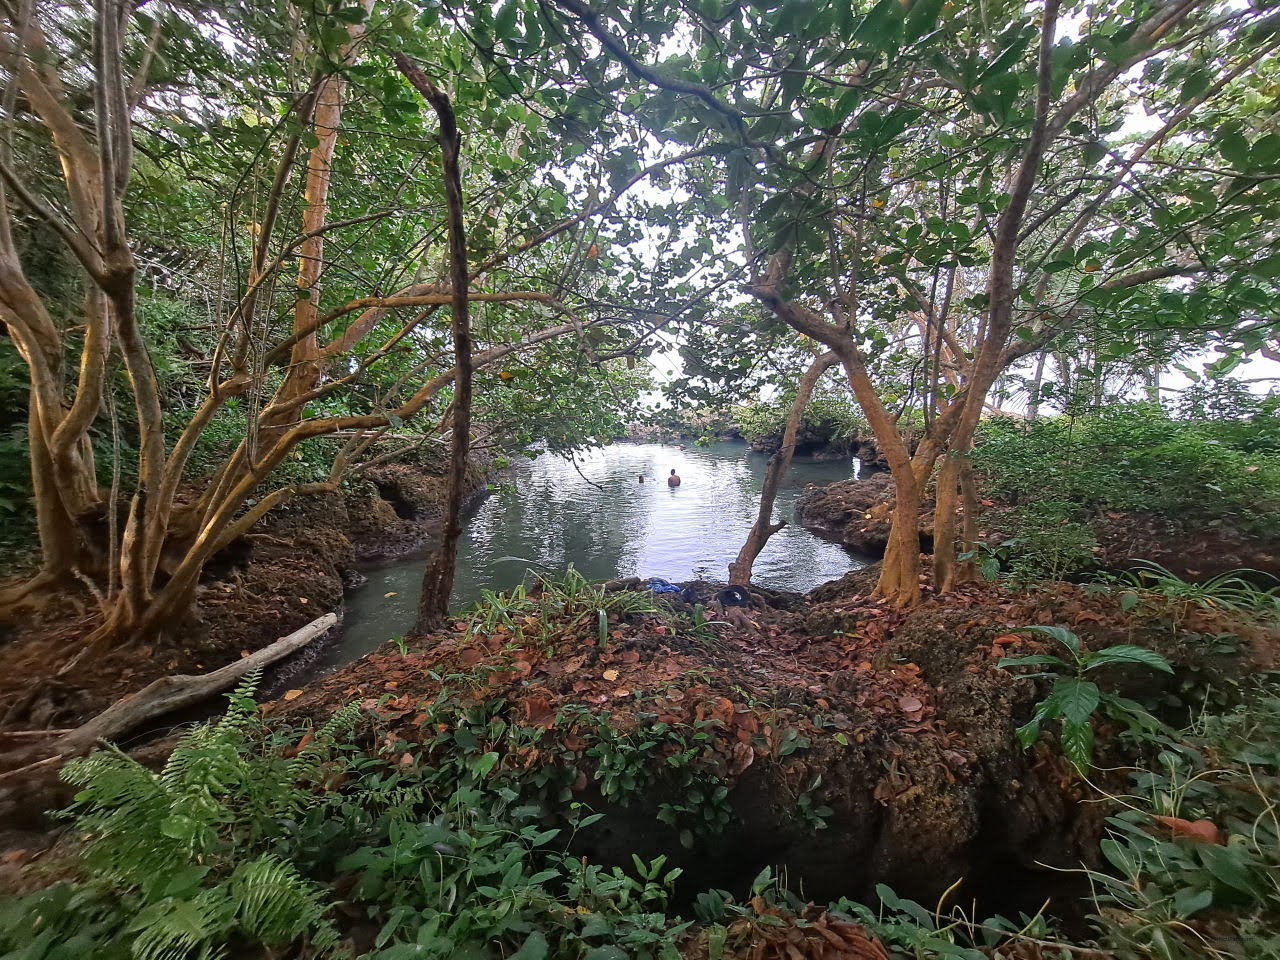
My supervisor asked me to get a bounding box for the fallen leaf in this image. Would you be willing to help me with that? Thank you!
[729,740,755,775]
[1153,816,1222,844]
[603,668,620,682]
[564,656,586,674]
[522,694,556,729]
[299,597,309,604]
[384,592,398,599]
[898,695,923,714]
[283,689,303,701]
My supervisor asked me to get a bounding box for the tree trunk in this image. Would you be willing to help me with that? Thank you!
[957,456,981,583]
[397,56,472,635]
[932,452,961,593]
[878,472,923,606]
[729,351,836,586]
[53,613,337,757]
[1027,350,1047,420]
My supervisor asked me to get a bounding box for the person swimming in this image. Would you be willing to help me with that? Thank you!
[667,468,681,487]
[638,474,645,484]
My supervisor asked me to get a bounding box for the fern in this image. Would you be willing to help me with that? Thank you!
[4,680,354,959]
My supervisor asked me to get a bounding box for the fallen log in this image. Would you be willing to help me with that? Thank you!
[52,613,338,757]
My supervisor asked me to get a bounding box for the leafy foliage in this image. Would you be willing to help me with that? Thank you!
[975,404,1280,536]
[0,675,352,959]
[1089,689,1280,959]
[999,626,1172,773]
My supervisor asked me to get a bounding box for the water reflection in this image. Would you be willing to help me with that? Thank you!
[315,441,866,673]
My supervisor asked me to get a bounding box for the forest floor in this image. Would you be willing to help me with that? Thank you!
[268,570,1273,914]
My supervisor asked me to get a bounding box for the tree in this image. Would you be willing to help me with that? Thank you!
[0,0,692,646]
[544,0,1280,603]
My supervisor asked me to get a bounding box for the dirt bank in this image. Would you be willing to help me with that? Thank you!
[271,574,1257,914]
[796,475,1280,582]
[0,449,494,738]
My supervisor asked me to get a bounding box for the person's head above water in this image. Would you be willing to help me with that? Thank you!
[670,469,677,476]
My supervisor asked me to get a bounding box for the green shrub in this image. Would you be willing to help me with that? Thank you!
[736,391,867,449]
[1001,500,1100,585]
[974,404,1280,535]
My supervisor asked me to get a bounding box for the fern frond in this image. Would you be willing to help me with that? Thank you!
[227,855,343,956]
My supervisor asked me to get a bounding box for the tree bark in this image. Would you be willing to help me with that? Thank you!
[729,351,837,586]
[396,55,473,634]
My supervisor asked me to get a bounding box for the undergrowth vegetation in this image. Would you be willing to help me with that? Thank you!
[973,403,1280,537]
[967,401,1280,587]
[3,655,1278,959]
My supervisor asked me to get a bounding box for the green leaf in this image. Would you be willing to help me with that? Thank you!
[1120,591,1140,612]
[1016,625,1082,658]
[997,654,1068,671]
[510,930,548,960]
[1172,886,1214,917]
[1054,677,1100,726]
[1015,718,1042,749]
[1198,844,1259,897]
[494,0,520,40]
[584,948,629,960]
[1217,130,1251,170]
[1084,645,1173,674]
[1059,716,1094,772]
[1100,838,1139,877]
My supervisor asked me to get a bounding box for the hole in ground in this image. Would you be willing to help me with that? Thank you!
[373,481,418,520]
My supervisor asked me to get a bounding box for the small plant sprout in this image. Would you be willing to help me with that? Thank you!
[998,626,1173,774]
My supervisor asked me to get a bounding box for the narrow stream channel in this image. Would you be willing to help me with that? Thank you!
[310,441,868,675]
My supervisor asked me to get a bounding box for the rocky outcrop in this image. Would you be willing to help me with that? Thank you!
[797,474,1280,583]
[795,474,933,557]
[0,449,497,739]
[274,577,1250,911]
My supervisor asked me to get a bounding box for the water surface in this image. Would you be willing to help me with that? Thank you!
[313,441,866,673]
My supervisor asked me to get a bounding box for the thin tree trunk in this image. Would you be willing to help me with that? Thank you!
[957,456,981,582]
[933,452,960,592]
[730,351,837,586]
[1027,350,1047,420]
[396,55,472,634]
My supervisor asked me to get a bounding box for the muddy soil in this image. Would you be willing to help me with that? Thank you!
[270,575,1258,914]
[796,476,1280,582]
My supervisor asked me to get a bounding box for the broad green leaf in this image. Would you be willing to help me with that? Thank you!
[1054,677,1100,726]
[510,930,548,960]
[1217,130,1251,170]
[1198,844,1259,898]
[1016,625,1082,658]
[1085,645,1173,674]
[997,654,1068,671]
[1059,716,1095,772]
[1172,886,1214,917]
[1100,838,1139,878]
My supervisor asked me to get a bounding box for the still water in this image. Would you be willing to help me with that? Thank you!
[312,441,866,673]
